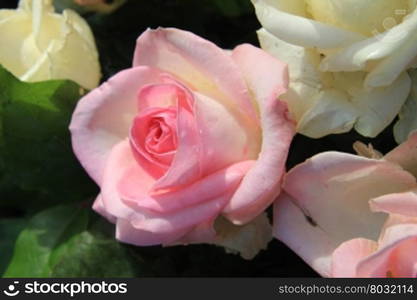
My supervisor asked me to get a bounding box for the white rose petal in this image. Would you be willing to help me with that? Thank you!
[212,213,272,260]
[305,0,413,36]
[353,72,411,137]
[297,89,357,138]
[0,0,100,89]
[320,9,417,88]
[252,0,417,139]
[394,70,417,143]
[257,28,322,120]
[252,0,364,49]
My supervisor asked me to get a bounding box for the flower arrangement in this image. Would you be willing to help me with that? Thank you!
[1,0,416,279]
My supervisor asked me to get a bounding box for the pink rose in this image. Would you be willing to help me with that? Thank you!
[70,28,294,258]
[275,132,417,277]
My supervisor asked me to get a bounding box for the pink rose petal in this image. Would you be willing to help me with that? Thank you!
[223,44,295,224]
[70,66,162,184]
[385,131,417,177]
[133,28,258,123]
[274,192,336,277]
[331,238,377,277]
[370,190,417,218]
[116,218,190,246]
[274,152,416,276]
[357,224,417,277]
[119,160,255,214]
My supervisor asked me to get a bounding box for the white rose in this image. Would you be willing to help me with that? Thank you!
[252,0,417,138]
[0,0,101,90]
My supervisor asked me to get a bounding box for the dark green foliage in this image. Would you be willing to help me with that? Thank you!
[0,65,98,213]
[4,204,141,277]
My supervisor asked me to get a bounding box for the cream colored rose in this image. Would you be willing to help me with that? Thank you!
[252,0,417,138]
[0,0,101,90]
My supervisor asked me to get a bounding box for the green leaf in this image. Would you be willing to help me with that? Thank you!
[49,224,138,277]
[0,64,97,211]
[0,218,27,275]
[3,204,88,277]
[4,204,144,277]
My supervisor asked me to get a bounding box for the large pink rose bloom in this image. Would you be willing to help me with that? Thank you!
[275,132,417,277]
[70,28,294,258]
